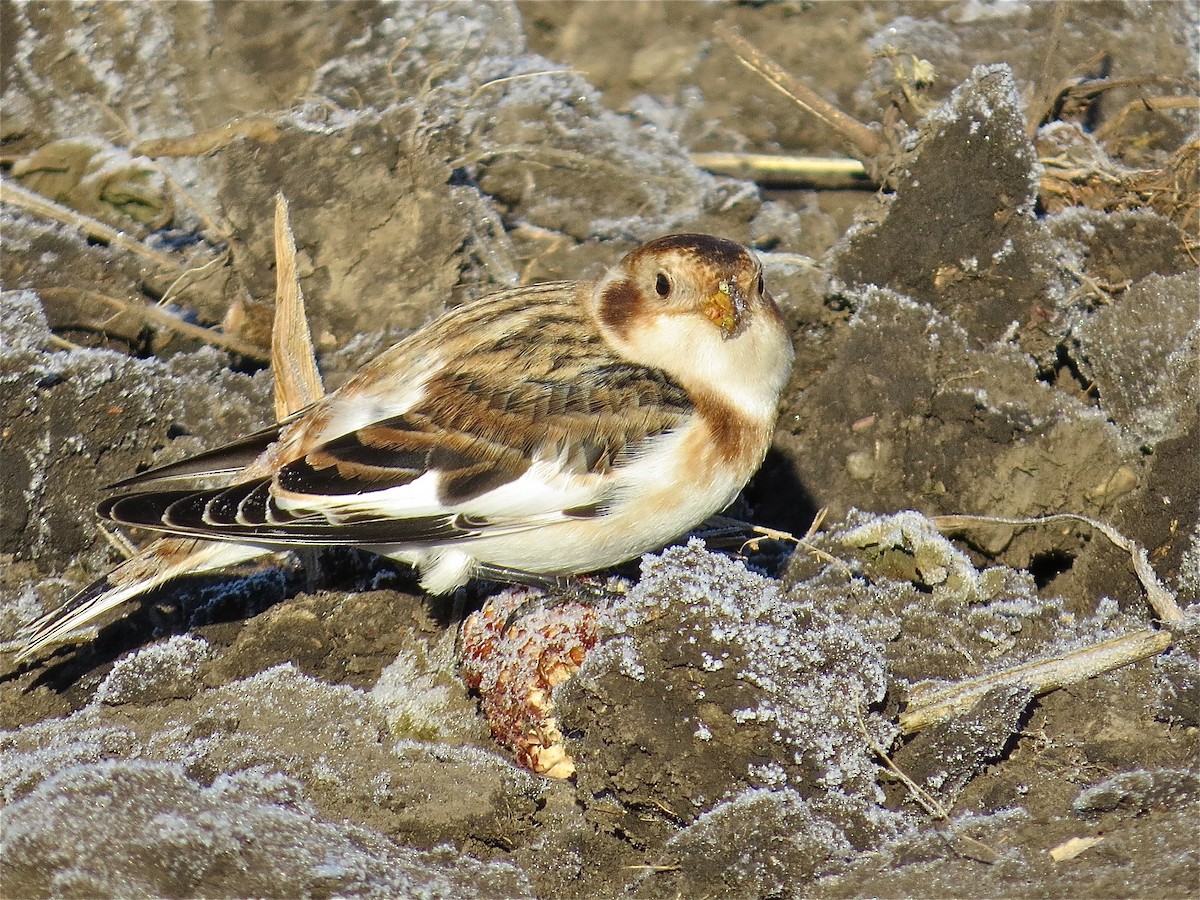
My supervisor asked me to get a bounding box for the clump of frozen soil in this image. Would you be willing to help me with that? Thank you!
[557,541,907,864]
[1,658,541,897]
[1,760,532,899]
[0,290,269,580]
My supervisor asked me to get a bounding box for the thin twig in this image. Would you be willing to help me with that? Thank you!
[97,524,138,560]
[451,144,685,185]
[803,507,828,540]
[1094,95,1200,142]
[1027,4,1073,138]
[855,706,1002,862]
[716,25,887,160]
[132,115,281,159]
[856,706,947,819]
[691,151,873,188]
[155,252,229,309]
[469,69,574,104]
[731,509,850,572]
[46,333,83,352]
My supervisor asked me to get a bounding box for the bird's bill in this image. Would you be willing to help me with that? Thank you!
[704,280,743,338]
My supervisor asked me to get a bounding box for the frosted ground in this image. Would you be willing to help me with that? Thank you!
[2,3,1197,898]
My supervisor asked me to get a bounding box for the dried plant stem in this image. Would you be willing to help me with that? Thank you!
[1094,95,1200,142]
[932,512,1186,625]
[97,524,139,560]
[36,287,268,360]
[856,706,947,819]
[900,628,1173,734]
[703,511,850,573]
[716,26,887,160]
[470,69,574,103]
[1049,835,1105,862]
[690,151,872,188]
[131,115,281,159]
[856,707,1001,862]
[1,177,181,274]
[271,193,324,419]
[1027,4,1075,138]
[46,333,83,352]
[155,252,229,309]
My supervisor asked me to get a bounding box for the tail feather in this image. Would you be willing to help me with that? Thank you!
[16,537,270,663]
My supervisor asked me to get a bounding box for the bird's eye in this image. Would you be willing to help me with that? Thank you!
[655,273,671,298]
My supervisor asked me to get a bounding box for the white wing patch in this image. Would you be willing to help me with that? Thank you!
[273,434,614,532]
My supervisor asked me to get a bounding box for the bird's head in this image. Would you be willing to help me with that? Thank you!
[592,233,793,416]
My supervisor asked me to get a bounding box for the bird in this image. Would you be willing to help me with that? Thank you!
[16,233,794,662]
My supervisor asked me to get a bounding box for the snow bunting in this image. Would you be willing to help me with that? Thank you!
[17,234,793,661]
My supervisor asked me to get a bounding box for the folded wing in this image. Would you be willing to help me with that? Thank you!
[99,360,695,549]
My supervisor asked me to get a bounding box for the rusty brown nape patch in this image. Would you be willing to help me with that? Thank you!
[596,276,643,339]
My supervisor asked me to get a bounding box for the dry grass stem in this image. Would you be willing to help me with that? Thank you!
[1,177,181,274]
[759,251,819,270]
[727,510,850,573]
[690,151,872,188]
[932,512,1186,624]
[740,523,801,550]
[899,628,1173,734]
[37,287,269,361]
[146,160,229,242]
[856,706,1001,861]
[132,116,281,159]
[46,333,83,352]
[803,506,829,540]
[1037,74,1197,138]
[271,192,324,420]
[471,69,574,102]
[716,25,887,161]
[1095,95,1200,142]
[97,524,138,560]
[1027,3,1072,137]
[856,706,947,819]
[452,144,685,185]
[155,252,229,309]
